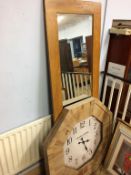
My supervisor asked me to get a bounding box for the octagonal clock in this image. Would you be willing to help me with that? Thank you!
[43,98,112,175]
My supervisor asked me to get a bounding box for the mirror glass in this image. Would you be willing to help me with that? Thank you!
[57,14,93,106]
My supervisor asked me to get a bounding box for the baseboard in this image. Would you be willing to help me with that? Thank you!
[18,161,43,175]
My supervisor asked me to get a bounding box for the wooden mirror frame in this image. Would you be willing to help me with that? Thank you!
[44,0,101,122]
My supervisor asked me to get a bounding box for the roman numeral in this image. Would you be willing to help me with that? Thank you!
[93,122,97,130]
[88,148,93,155]
[73,127,77,134]
[65,147,70,155]
[75,158,78,165]
[82,154,86,161]
[94,139,97,145]
[67,137,72,145]
[95,132,99,137]
[89,119,91,126]
[68,156,72,162]
[80,121,85,128]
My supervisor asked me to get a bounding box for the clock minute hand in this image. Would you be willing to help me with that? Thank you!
[81,138,89,151]
[84,143,88,151]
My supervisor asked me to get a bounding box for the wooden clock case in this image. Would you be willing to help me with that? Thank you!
[43,98,112,175]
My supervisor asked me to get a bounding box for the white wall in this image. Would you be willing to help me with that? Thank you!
[0,0,50,133]
[0,0,107,133]
[100,0,131,71]
[1,0,130,133]
[99,0,131,95]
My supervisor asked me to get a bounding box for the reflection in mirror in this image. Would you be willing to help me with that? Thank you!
[57,14,93,105]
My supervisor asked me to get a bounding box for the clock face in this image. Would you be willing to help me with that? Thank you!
[64,115,102,169]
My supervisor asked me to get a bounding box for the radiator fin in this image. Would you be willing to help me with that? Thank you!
[0,116,51,175]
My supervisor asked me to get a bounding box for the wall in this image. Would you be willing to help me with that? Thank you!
[0,0,107,134]
[0,0,50,133]
[99,0,131,95]
[100,0,131,71]
[0,0,106,134]
[1,0,130,134]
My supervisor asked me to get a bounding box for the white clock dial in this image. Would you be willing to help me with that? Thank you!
[64,116,102,169]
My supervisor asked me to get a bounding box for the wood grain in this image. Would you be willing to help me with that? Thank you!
[42,97,112,175]
[44,0,101,121]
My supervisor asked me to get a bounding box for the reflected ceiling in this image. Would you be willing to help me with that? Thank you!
[58,14,91,30]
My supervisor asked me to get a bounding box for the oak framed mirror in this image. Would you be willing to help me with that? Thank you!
[44,0,101,122]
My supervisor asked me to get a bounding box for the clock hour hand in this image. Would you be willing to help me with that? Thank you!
[78,137,89,151]
[78,137,90,144]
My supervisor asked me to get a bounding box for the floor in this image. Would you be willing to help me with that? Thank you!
[95,166,111,175]
[24,164,111,175]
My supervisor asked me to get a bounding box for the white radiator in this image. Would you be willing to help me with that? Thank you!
[0,115,51,175]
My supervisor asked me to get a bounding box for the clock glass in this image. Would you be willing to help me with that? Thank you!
[64,115,102,169]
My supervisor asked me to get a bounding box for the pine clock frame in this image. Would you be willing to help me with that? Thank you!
[43,98,112,175]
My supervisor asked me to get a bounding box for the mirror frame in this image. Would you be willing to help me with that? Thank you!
[44,0,101,122]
